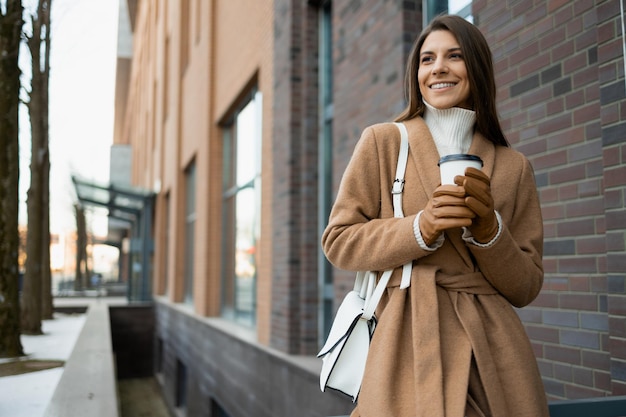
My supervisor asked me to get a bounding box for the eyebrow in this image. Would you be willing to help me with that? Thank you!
[420,47,462,56]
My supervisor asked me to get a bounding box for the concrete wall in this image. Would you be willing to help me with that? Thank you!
[154,299,353,417]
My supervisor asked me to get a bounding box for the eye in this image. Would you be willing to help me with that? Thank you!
[449,52,463,60]
[420,56,434,64]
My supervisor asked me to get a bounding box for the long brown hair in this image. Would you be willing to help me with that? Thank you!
[395,15,509,147]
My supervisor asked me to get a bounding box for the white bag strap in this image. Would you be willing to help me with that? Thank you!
[362,123,413,319]
[392,122,409,219]
[393,122,413,290]
[362,269,392,320]
[355,271,375,300]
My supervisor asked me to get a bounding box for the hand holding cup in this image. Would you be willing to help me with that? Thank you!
[454,167,498,243]
[419,184,475,246]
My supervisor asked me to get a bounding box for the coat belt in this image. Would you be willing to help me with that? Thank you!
[409,265,508,416]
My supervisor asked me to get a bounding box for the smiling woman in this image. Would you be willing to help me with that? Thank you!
[417,30,471,110]
[398,14,507,147]
[322,14,549,417]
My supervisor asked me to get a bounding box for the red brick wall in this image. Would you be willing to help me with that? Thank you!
[476,0,626,399]
[597,0,626,396]
[271,0,322,354]
[333,0,420,183]
[269,0,422,354]
[331,0,422,298]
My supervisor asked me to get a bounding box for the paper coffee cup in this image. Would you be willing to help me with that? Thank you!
[438,154,483,185]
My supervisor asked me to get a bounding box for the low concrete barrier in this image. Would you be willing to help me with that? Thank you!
[43,302,120,417]
[328,395,626,417]
[549,395,626,416]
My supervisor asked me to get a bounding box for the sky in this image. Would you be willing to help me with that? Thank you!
[19,0,119,236]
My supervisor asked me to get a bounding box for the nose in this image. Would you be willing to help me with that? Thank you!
[432,57,448,75]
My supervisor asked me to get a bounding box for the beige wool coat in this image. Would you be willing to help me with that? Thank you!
[322,117,550,417]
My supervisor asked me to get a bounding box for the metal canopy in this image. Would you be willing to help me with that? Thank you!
[71,175,153,216]
[71,175,155,302]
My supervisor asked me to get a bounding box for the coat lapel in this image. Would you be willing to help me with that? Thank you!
[404,117,441,200]
[468,132,496,180]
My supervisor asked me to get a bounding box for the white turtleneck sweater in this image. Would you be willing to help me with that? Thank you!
[422,100,476,156]
[413,101,502,250]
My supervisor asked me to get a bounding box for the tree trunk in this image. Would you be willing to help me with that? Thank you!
[74,204,89,291]
[74,205,83,290]
[40,0,53,320]
[0,0,25,357]
[21,0,52,334]
[41,161,52,319]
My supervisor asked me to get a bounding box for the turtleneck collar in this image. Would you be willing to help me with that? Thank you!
[423,100,476,157]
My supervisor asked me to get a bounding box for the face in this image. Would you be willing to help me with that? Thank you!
[418,30,472,110]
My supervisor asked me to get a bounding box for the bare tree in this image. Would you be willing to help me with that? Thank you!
[74,204,90,291]
[38,0,52,319]
[21,0,52,333]
[0,0,25,357]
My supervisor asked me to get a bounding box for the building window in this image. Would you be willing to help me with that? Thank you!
[175,358,187,410]
[164,36,170,121]
[424,0,473,25]
[183,162,196,305]
[155,337,164,375]
[318,0,334,343]
[195,0,201,43]
[221,90,262,326]
[211,399,232,417]
[180,0,190,73]
[162,192,170,296]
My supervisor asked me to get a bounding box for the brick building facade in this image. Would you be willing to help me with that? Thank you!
[113,0,625,415]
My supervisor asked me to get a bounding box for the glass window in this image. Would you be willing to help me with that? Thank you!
[424,0,473,24]
[211,400,232,417]
[221,91,262,326]
[180,0,190,73]
[163,192,170,296]
[318,0,335,343]
[183,162,196,305]
[175,358,187,409]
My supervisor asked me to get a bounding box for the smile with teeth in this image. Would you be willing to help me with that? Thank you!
[430,82,456,89]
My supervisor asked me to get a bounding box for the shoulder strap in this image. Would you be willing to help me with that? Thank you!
[391,122,409,218]
[392,122,413,290]
[362,123,413,319]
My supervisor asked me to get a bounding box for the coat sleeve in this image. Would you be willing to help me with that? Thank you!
[468,155,544,307]
[321,126,429,273]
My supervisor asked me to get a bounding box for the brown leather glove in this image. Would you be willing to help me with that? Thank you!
[455,167,498,243]
[419,185,475,246]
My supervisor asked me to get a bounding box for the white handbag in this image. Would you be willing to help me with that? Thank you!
[318,122,413,402]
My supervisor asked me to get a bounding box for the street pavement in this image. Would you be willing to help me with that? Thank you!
[0,297,171,417]
[0,311,85,417]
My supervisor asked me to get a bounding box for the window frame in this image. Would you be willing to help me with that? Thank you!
[423,0,473,26]
[183,161,196,305]
[220,89,263,327]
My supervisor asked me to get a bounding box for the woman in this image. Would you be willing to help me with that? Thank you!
[322,15,549,417]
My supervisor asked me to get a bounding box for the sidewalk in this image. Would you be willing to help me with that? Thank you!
[0,311,86,417]
[0,297,127,417]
